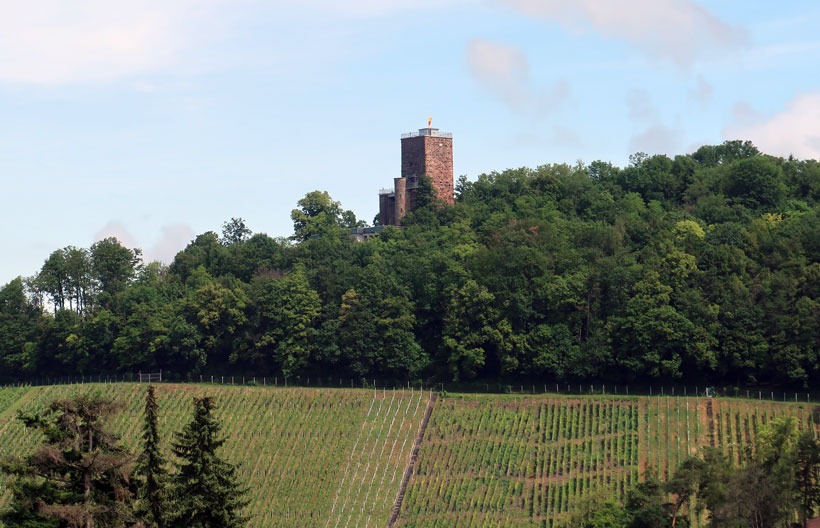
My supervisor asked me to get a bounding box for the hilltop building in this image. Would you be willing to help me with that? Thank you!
[378,126,454,226]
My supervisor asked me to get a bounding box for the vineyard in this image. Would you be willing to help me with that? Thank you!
[393,394,820,528]
[0,383,429,528]
[0,385,818,527]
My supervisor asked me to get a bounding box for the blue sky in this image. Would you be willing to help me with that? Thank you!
[1,0,819,284]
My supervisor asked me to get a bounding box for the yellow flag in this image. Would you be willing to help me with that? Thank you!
[427,117,432,127]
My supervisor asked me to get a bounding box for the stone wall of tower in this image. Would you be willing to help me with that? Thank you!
[394,177,408,224]
[401,134,454,205]
[422,136,454,205]
[379,192,392,226]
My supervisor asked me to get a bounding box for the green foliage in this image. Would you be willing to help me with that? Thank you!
[170,396,249,528]
[5,141,820,387]
[0,393,137,527]
[221,218,252,246]
[90,237,142,299]
[290,190,361,242]
[135,385,169,528]
[248,269,320,377]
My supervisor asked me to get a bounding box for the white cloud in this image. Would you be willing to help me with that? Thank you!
[629,124,684,155]
[497,0,747,67]
[94,220,138,249]
[292,0,468,16]
[93,220,193,262]
[466,37,569,114]
[146,224,195,264]
[0,1,230,84]
[724,92,820,160]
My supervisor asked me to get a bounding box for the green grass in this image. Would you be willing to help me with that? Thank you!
[0,384,816,527]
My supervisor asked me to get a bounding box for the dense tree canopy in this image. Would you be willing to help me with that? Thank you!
[2,144,820,387]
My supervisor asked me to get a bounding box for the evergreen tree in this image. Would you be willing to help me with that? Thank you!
[170,397,248,528]
[134,385,168,528]
[0,393,137,528]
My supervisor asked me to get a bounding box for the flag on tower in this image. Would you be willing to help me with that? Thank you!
[428,117,432,127]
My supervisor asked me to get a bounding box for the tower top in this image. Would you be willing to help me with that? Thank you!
[401,128,453,139]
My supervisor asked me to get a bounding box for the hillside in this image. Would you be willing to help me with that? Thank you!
[0,384,429,528]
[1,383,817,527]
[4,143,820,389]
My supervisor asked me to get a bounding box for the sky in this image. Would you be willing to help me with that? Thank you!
[1,0,819,284]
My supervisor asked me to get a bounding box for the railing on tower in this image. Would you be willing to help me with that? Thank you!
[401,129,453,139]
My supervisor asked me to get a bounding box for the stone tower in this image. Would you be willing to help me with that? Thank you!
[379,126,454,226]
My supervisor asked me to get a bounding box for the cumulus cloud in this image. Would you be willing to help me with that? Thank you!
[724,92,820,160]
[94,220,138,249]
[497,0,747,67]
[466,38,569,114]
[146,224,195,263]
[293,0,468,16]
[93,220,193,263]
[629,124,684,155]
[0,1,229,84]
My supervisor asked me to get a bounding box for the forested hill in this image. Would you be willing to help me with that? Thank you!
[2,141,820,388]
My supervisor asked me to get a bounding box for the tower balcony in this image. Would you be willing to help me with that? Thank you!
[401,128,453,139]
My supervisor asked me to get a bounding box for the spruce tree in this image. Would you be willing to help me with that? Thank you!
[135,385,168,528]
[0,393,137,528]
[170,397,248,528]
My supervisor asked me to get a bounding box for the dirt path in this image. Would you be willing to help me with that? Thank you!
[388,392,437,528]
[706,400,715,448]
[638,398,648,478]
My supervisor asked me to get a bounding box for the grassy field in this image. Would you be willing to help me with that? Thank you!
[0,384,817,527]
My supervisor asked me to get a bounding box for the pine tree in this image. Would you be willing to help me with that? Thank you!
[0,393,137,528]
[135,385,168,528]
[170,397,249,528]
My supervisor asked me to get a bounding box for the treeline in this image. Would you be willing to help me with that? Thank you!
[2,141,820,387]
